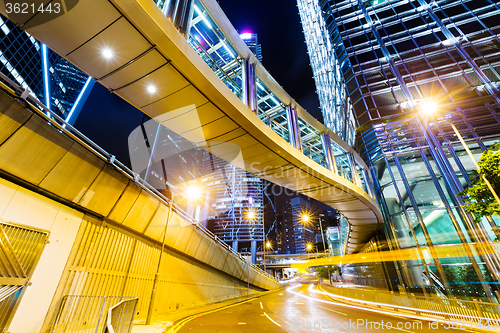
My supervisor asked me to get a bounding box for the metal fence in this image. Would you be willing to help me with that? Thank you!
[321,284,500,326]
[103,298,138,333]
[51,296,137,333]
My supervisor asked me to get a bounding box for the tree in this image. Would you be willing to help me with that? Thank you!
[459,142,500,220]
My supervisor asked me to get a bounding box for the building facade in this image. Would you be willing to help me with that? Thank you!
[0,14,93,123]
[281,197,316,254]
[240,32,263,63]
[299,0,500,298]
[202,153,264,262]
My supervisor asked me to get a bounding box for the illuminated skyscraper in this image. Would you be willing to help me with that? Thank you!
[240,32,263,63]
[0,15,93,123]
[299,0,500,298]
[297,0,356,145]
[202,153,264,263]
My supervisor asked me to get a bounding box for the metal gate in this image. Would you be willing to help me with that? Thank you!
[0,220,49,332]
[52,296,137,333]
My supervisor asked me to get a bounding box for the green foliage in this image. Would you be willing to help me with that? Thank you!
[458,142,500,220]
[442,265,491,298]
[313,266,339,279]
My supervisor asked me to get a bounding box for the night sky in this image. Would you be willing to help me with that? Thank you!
[217,0,322,121]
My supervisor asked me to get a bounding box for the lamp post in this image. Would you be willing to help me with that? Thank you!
[146,185,201,324]
[248,210,266,272]
[146,194,174,325]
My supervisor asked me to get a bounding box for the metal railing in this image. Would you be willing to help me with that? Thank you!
[103,298,138,333]
[0,72,277,283]
[321,284,500,326]
[51,296,137,333]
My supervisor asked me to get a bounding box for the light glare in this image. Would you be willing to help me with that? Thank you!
[102,48,113,59]
[186,186,201,200]
[421,100,437,114]
[248,211,256,219]
[302,215,310,222]
[147,85,157,94]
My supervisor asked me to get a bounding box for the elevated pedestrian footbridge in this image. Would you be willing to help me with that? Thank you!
[0,0,383,253]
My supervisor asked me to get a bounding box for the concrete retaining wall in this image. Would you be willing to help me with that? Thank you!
[0,89,279,332]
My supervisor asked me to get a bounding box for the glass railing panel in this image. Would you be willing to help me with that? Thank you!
[331,142,352,182]
[163,0,244,99]
[255,77,290,143]
[297,117,327,168]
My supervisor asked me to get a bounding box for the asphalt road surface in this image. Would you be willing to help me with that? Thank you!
[176,276,481,332]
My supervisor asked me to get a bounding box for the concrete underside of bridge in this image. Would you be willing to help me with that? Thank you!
[0,0,383,254]
[0,90,279,333]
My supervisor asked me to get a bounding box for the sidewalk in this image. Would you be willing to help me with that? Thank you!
[131,289,284,333]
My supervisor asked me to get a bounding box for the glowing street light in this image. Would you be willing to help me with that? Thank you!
[266,241,271,248]
[302,214,310,222]
[186,186,201,200]
[247,210,256,219]
[306,243,313,252]
[421,99,437,115]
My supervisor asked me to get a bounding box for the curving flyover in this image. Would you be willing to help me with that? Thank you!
[0,0,383,253]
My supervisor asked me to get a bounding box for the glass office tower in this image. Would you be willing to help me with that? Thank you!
[297,0,356,146]
[299,0,500,298]
[0,14,92,123]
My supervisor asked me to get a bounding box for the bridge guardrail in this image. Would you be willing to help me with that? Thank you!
[322,284,500,326]
[51,295,136,333]
[0,71,277,283]
[103,298,138,333]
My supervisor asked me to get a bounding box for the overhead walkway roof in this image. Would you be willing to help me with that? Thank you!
[0,0,383,253]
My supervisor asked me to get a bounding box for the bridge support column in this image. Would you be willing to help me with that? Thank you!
[251,240,257,265]
[164,0,195,37]
[347,153,362,188]
[286,105,302,151]
[320,132,337,174]
[232,240,238,252]
[242,59,257,113]
[362,168,376,199]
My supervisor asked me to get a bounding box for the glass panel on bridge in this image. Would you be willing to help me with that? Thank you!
[297,117,327,168]
[158,0,244,99]
[255,77,290,143]
[331,142,352,182]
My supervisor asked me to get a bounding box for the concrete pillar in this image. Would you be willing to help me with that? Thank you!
[232,240,238,252]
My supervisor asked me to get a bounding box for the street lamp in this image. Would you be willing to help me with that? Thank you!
[302,214,310,222]
[248,210,268,273]
[147,184,204,324]
[306,243,313,252]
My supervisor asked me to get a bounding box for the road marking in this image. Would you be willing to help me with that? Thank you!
[263,312,281,327]
[238,323,246,325]
[317,305,348,316]
[393,327,414,333]
[279,293,283,295]
[167,297,256,332]
[260,302,263,309]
